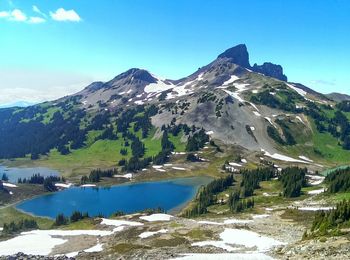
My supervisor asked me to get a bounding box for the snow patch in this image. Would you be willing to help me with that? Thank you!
[139,229,168,238]
[172,253,273,260]
[296,116,305,124]
[287,83,307,97]
[55,183,73,189]
[80,184,96,187]
[172,167,186,171]
[114,173,133,179]
[220,228,284,252]
[84,242,103,253]
[222,75,240,86]
[308,188,325,195]
[139,214,173,222]
[298,156,313,162]
[144,79,174,93]
[261,149,309,164]
[229,162,242,167]
[298,206,333,211]
[100,218,143,227]
[2,183,17,188]
[253,111,261,117]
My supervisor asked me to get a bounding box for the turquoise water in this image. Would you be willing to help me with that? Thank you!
[0,165,59,183]
[16,177,211,219]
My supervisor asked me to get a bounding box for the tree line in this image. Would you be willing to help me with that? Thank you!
[305,200,350,238]
[279,167,307,198]
[325,167,350,193]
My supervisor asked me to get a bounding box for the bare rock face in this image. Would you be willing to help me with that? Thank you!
[252,62,288,82]
[217,44,251,68]
[217,44,287,81]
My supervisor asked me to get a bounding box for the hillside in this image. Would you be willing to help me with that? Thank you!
[1,44,350,176]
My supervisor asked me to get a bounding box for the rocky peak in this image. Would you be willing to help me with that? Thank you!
[84,81,104,92]
[252,62,287,81]
[217,44,251,68]
[111,68,157,84]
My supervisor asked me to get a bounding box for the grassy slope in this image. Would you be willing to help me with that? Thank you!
[0,207,53,229]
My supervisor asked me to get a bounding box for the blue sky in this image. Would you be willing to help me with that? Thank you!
[0,0,349,104]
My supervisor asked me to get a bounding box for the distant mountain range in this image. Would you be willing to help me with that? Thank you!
[0,44,349,167]
[0,101,36,109]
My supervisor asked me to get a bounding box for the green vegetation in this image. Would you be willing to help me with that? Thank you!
[81,168,117,183]
[0,207,53,229]
[183,174,235,217]
[325,166,350,193]
[54,211,89,226]
[279,167,307,198]
[305,200,350,238]
[2,219,38,234]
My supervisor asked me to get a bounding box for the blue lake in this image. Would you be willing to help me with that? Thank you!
[16,177,212,219]
[0,165,59,183]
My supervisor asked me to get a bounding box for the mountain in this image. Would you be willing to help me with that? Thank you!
[326,92,350,102]
[0,101,36,109]
[0,44,349,170]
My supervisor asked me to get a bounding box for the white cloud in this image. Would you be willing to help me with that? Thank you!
[28,16,46,24]
[0,69,94,104]
[0,11,10,18]
[50,8,81,22]
[32,5,46,17]
[9,9,27,21]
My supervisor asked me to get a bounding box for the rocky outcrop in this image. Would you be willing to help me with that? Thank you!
[217,44,251,68]
[217,44,288,81]
[252,62,287,81]
[0,252,74,260]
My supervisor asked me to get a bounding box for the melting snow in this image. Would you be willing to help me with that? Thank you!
[0,232,66,256]
[114,173,133,179]
[222,75,240,86]
[139,214,173,222]
[100,218,143,227]
[261,149,309,164]
[172,253,273,260]
[295,116,305,124]
[308,188,325,195]
[2,183,17,188]
[80,184,96,187]
[298,156,313,162]
[286,83,307,97]
[172,167,186,171]
[297,207,333,211]
[253,111,261,117]
[264,117,274,126]
[55,183,73,189]
[144,79,174,93]
[229,162,242,167]
[84,242,103,253]
[192,228,284,253]
[139,229,168,238]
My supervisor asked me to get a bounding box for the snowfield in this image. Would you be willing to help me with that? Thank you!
[0,232,66,256]
[100,218,143,227]
[192,228,285,253]
[139,214,173,222]
[144,79,174,94]
[261,149,309,164]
